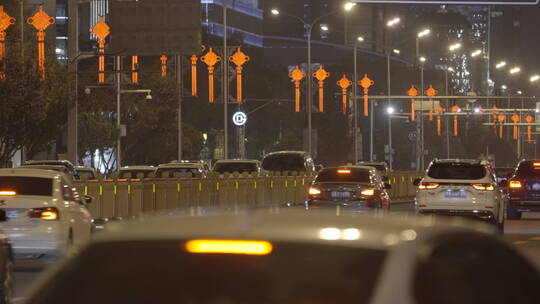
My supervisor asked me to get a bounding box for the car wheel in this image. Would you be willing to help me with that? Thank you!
[507,207,522,220]
[0,259,13,304]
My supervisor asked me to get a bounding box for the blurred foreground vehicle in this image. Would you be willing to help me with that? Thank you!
[23,210,539,304]
[307,166,391,212]
[0,168,92,264]
[23,160,78,179]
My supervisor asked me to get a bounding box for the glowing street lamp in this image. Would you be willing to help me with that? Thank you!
[320,25,329,31]
[510,67,521,74]
[387,107,395,114]
[344,2,356,10]
[496,61,507,69]
[387,17,401,27]
[417,28,430,38]
[471,49,482,57]
[449,43,462,52]
[419,56,426,63]
[530,75,540,82]
[271,9,279,15]
[501,84,508,90]
[357,36,364,42]
[392,49,400,55]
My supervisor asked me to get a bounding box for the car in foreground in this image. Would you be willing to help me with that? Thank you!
[507,160,540,219]
[23,160,78,179]
[415,159,505,230]
[118,166,155,179]
[0,168,92,264]
[261,151,315,174]
[212,159,262,175]
[307,166,391,212]
[19,165,75,181]
[23,210,539,304]
[155,163,206,178]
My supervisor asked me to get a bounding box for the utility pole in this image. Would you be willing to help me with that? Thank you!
[177,55,183,161]
[67,0,78,164]
[222,2,229,160]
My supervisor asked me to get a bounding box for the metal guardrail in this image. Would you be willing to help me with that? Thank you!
[75,171,422,218]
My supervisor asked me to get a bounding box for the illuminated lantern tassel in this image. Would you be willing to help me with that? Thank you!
[406,86,419,121]
[359,74,374,117]
[201,48,221,103]
[230,48,250,103]
[492,106,499,134]
[511,114,520,140]
[27,6,55,80]
[131,56,138,83]
[425,85,438,121]
[0,6,15,80]
[160,55,167,78]
[90,16,110,84]
[526,115,534,141]
[313,66,330,112]
[337,75,352,116]
[497,115,506,139]
[190,55,197,94]
[451,105,460,137]
[289,66,306,113]
[435,107,444,136]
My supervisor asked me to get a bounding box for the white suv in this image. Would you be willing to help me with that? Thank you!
[415,159,505,230]
[0,168,93,263]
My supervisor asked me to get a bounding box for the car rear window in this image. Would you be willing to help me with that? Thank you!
[213,163,258,174]
[29,240,387,304]
[427,163,486,180]
[316,168,371,183]
[262,155,305,171]
[0,176,52,196]
[119,170,153,178]
[515,161,540,178]
[156,168,200,178]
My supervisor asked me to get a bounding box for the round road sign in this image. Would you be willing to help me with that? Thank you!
[232,111,247,126]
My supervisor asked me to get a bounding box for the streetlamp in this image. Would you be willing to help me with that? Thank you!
[271,4,354,157]
[471,49,482,57]
[353,35,364,163]
[530,75,540,82]
[496,61,507,69]
[449,43,462,52]
[510,66,521,74]
[416,28,430,65]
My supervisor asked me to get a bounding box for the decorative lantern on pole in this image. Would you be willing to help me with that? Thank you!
[160,55,168,78]
[289,66,306,113]
[27,6,55,81]
[90,16,110,84]
[0,5,15,80]
[359,74,374,117]
[190,54,197,94]
[425,85,438,121]
[526,115,534,142]
[337,75,352,115]
[200,48,221,103]
[131,56,138,83]
[451,105,460,136]
[497,114,506,139]
[406,86,419,121]
[435,106,445,136]
[492,106,499,134]
[511,114,520,140]
[229,47,250,103]
[313,66,330,112]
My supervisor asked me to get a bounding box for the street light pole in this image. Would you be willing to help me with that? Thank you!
[223,2,228,159]
[445,68,450,158]
[386,51,392,168]
[116,56,121,170]
[307,25,313,157]
[353,42,359,163]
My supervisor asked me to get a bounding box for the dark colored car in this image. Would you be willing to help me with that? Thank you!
[494,167,515,184]
[507,160,540,219]
[261,151,315,174]
[306,166,391,211]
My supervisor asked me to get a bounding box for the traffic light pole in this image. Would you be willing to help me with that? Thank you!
[177,55,183,161]
[67,0,78,164]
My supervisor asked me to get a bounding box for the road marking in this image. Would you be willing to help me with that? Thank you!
[513,241,529,245]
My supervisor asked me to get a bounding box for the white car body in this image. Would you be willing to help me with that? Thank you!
[415,159,506,226]
[0,168,92,263]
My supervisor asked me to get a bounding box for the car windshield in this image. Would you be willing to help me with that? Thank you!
[316,168,371,183]
[0,177,52,196]
[515,162,540,178]
[213,163,258,173]
[29,240,386,304]
[262,155,305,171]
[427,163,486,180]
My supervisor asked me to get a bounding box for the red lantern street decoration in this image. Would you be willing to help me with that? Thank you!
[160,55,168,78]
[526,115,534,142]
[230,48,250,103]
[201,48,221,103]
[336,75,352,115]
[313,66,330,112]
[425,85,438,121]
[28,6,55,80]
[359,74,374,117]
[511,114,520,139]
[497,115,506,139]
[435,106,445,136]
[289,66,306,113]
[190,54,197,95]
[451,105,460,136]
[131,56,138,83]
[407,86,419,121]
[492,106,499,134]
[0,5,15,80]
[90,16,109,84]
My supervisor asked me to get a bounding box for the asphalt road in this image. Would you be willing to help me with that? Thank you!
[12,203,540,303]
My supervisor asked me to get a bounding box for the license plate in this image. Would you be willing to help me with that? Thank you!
[445,190,466,198]
[5,209,19,219]
[331,191,351,199]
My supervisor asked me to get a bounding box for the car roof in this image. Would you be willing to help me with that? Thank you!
[157,163,203,168]
[214,159,260,164]
[432,159,482,164]
[0,168,64,179]
[264,151,309,157]
[320,165,376,172]
[21,165,69,171]
[96,210,494,250]
[119,166,155,171]
[25,159,73,166]
[357,161,387,166]
[75,166,95,171]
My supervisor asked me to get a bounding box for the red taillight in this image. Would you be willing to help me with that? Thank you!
[28,207,60,221]
[418,182,439,190]
[308,187,321,196]
[472,183,495,191]
[509,180,522,189]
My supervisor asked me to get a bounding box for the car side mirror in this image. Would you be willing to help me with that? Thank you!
[413,178,422,186]
[383,183,392,189]
[84,195,93,204]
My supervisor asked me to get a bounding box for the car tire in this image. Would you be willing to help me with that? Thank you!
[507,207,522,220]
